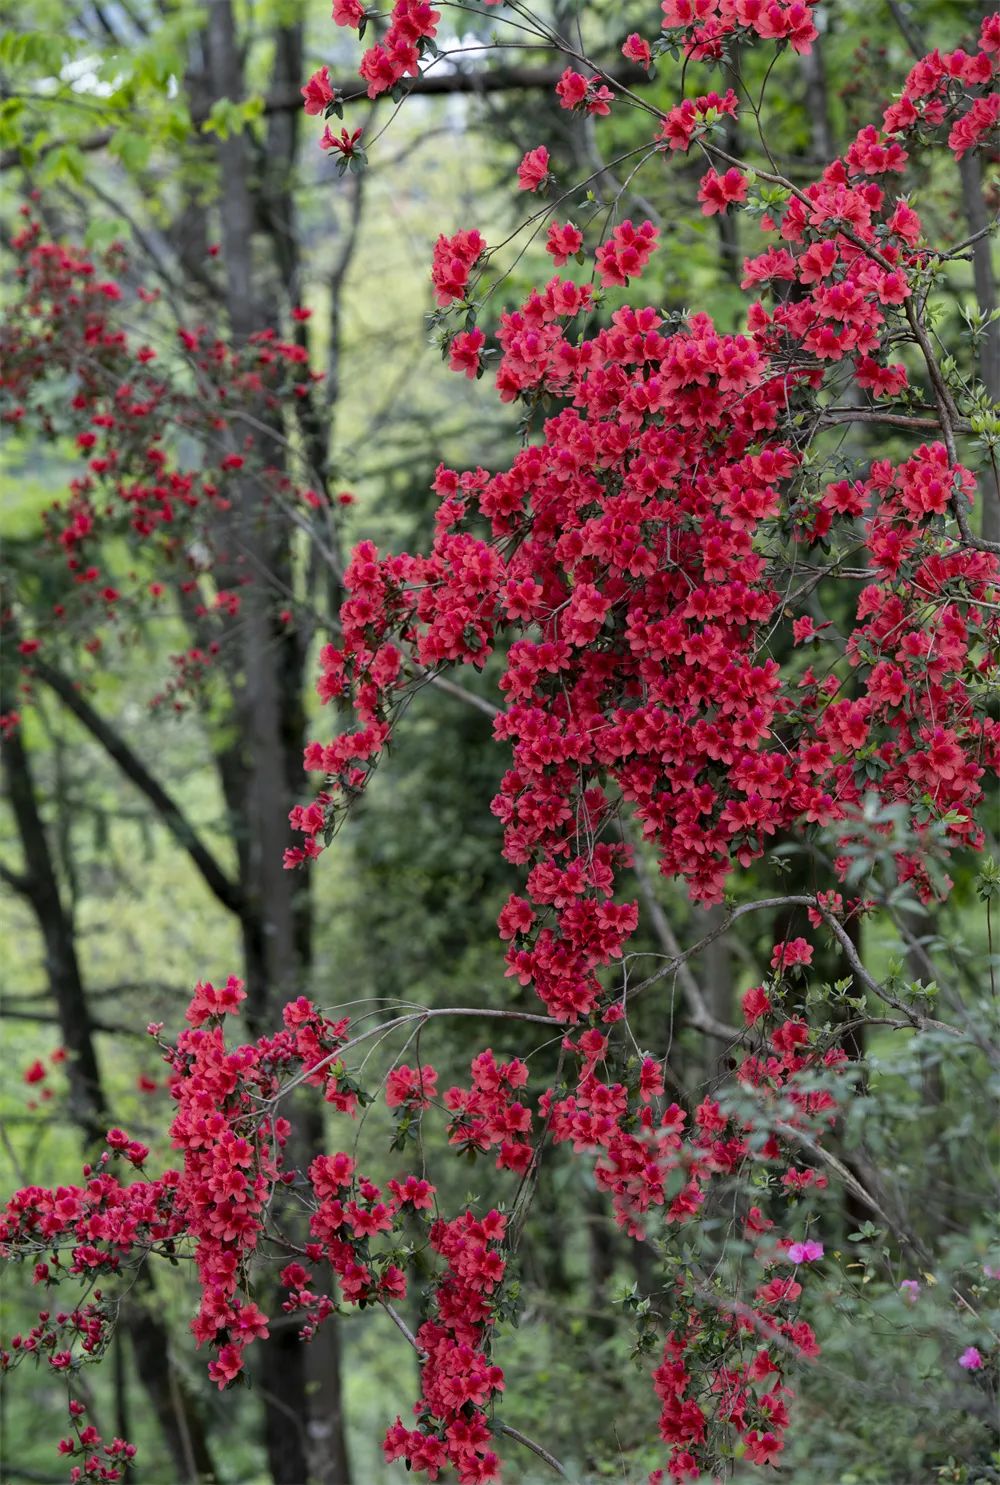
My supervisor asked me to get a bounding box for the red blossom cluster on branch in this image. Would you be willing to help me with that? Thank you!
[58,1399,136,1483]
[660,0,819,58]
[0,212,326,708]
[288,6,1000,1475]
[3,967,848,1481]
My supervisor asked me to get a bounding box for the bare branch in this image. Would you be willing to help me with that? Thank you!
[0,860,32,897]
[0,62,648,173]
[628,837,743,1042]
[272,1005,561,1106]
[34,660,245,918]
[494,1422,569,1479]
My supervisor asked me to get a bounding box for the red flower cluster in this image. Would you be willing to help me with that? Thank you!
[545,220,583,265]
[430,229,487,306]
[697,166,749,215]
[57,1400,136,1483]
[554,68,615,115]
[659,88,739,151]
[386,1062,439,1108]
[348,0,441,99]
[384,1209,508,1484]
[307,1156,408,1305]
[1,216,326,711]
[660,0,817,59]
[516,145,551,192]
[595,218,660,286]
[6,9,1000,1485]
[282,1149,435,1339]
[444,1049,533,1172]
[275,22,1000,1469]
[882,14,1000,159]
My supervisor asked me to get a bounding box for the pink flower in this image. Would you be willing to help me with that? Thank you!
[770,937,813,971]
[208,1344,244,1388]
[555,68,588,110]
[498,894,535,940]
[787,1240,824,1264]
[448,328,485,378]
[320,126,364,160]
[697,166,749,215]
[555,68,614,115]
[332,0,366,25]
[595,218,659,286]
[742,985,772,1024]
[899,1279,920,1302]
[958,1346,983,1370]
[430,228,486,305]
[517,146,550,192]
[185,975,247,1027]
[545,220,583,265]
[639,1057,665,1102]
[621,33,652,67]
[386,1064,438,1108]
[301,67,335,115]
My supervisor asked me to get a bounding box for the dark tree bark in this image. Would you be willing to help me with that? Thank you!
[0,686,217,1483]
[195,7,353,1478]
[1,685,105,1146]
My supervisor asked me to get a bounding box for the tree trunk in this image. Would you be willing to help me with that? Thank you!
[799,27,834,162]
[2,707,105,1145]
[0,700,217,1483]
[199,7,352,1478]
[715,51,743,290]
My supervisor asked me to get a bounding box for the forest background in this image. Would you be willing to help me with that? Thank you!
[0,1,998,1482]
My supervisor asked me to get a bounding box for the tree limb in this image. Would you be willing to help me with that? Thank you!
[33,660,245,918]
[628,837,744,1042]
[0,62,648,172]
[0,860,33,896]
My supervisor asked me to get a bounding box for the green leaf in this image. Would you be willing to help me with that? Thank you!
[84,217,130,250]
[39,143,86,186]
[111,128,152,173]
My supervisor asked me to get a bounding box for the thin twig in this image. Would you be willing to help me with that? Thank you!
[383,1302,427,1360]
[494,1422,569,1479]
[628,835,743,1042]
[271,1006,560,1106]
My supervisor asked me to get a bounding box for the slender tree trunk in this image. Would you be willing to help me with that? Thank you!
[199,8,353,1478]
[715,51,743,291]
[114,1331,135,1484]
[2,711,105,1143]
[800,28,834,162]
[837,916,870,1230]
[586,1187,616,1336]
[901,908,957,1238]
